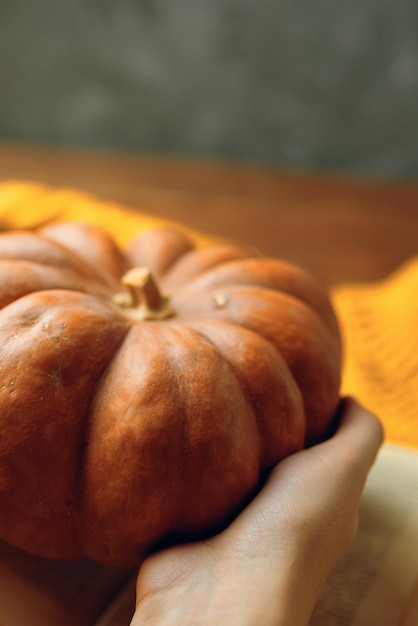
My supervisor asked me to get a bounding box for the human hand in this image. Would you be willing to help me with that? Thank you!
[131,397,384,626]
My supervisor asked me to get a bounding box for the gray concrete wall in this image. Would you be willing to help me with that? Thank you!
[1,0,417,178]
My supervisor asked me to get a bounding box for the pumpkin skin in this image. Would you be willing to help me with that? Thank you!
[0,221,342,567]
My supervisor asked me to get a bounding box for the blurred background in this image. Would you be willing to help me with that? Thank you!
[1,0,417,179]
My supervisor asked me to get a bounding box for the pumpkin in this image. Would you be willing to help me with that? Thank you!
[0,221,341,567]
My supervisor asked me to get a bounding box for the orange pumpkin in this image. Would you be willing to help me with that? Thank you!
[0,221,341,566]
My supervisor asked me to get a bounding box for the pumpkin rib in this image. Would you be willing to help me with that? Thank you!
[77,321,188,561]
[173,283,341,359]
[39,221,131,281]
[169,319,262,463]
[160,243,256,291]
[65,305,136,554]
[0,231,87,272]
[168,257,339,336]
[158,324,262,538]
[38,231,123,290]
[71,338,132,558]
[181,318,306,468]
[0,230,119,290]
[0,289,132,560]
[78,322,261,564]
[0,259,118,310]
[231,287,341,445]
[172,285,341,445]
[126,227,196,281]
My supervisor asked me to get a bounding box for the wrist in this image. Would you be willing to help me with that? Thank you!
[133,549,316,626]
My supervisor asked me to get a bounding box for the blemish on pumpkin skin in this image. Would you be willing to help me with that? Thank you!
[3,381,17,395]
[48,364,63,392]
[21,312,39,326]
[212,293,228,309]
[49,323,72,346]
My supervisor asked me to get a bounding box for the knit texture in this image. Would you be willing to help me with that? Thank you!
[0,180,210,247]
[332,259,418,448]
[1,180,416,448]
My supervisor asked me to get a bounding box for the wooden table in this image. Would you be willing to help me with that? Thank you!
[1,141,417,287]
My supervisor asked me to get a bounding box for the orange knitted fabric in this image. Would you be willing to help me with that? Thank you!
[1,180,416,448]
[331,259,418,449]
[0,180,210,247]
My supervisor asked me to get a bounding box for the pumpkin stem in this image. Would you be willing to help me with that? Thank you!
[113,267,175,321]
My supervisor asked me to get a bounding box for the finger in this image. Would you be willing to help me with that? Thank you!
[269,396,384,497]
[220,398,384,553]
[326,396,384,465]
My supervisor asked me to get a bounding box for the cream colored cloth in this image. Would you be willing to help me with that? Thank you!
[1,180,417,448]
